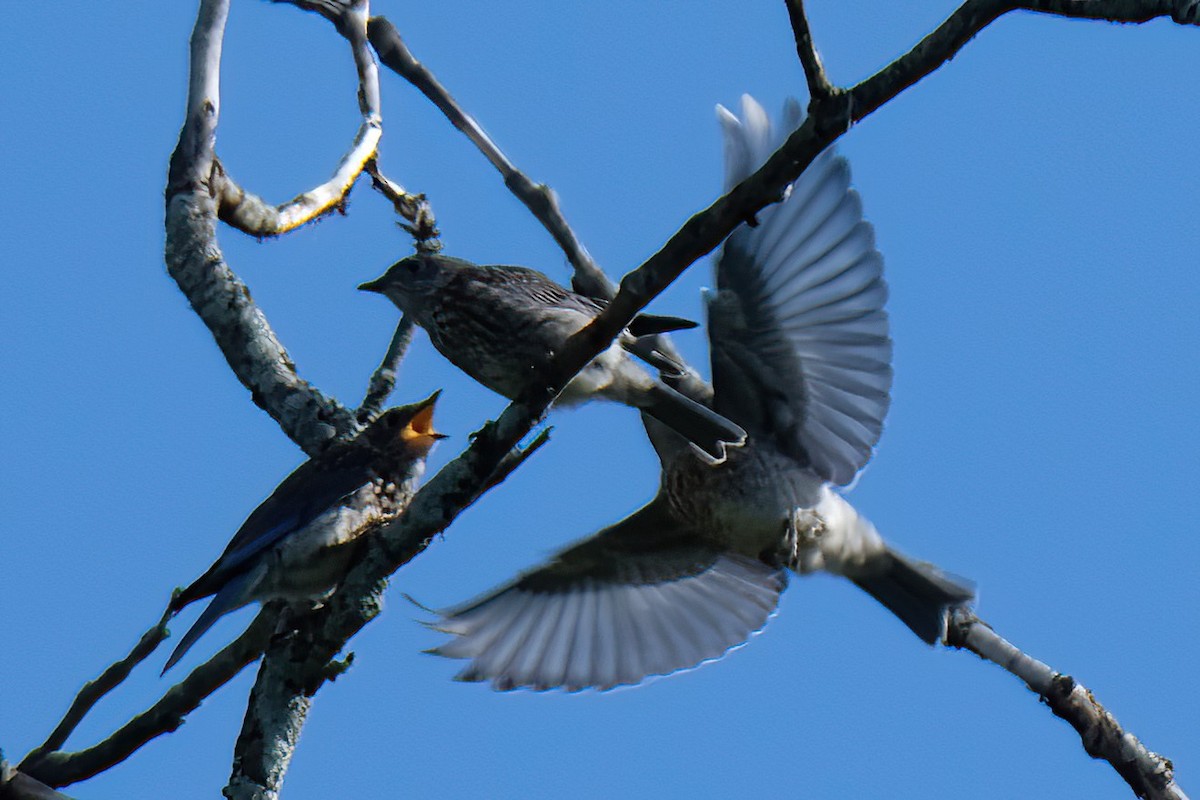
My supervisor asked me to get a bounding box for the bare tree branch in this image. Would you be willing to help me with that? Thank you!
[364,158,441,251]
[20,611,274,788]
[849,0,1200,125]
[213,0,382,236]
[0,758,75,800]
[361,13,714,404]
[223,473,429,800]
[483,426,553,493]
[21,1,1198,796]
[947,609,1187,800]
[224,608,318,800]
[364,16,611,299]
[164,0,357,453]
[784,0,835,104]
[357,315,415,422]
[20,609,172,770]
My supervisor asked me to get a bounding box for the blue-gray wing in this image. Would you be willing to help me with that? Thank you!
[174,448,377,607]
[428,497,786,692]
[710,96,892,486]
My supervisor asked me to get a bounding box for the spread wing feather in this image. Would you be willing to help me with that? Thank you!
[710,96,892,486]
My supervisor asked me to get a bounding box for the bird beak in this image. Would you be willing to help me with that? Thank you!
[401,390,448,446]
[357,276,386,294]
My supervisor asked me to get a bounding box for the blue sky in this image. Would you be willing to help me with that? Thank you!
[2,2,1196,798]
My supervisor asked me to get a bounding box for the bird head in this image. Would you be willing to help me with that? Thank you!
[365,391,449,457]
[358,253,461,312]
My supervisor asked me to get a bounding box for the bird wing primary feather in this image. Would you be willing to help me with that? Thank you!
[710,95,892,486]
[428,497,787,692]
[174,445,379,606]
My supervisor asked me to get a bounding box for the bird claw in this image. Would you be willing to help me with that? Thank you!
[782,507,827,573]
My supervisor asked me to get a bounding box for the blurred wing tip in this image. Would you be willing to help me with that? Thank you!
[401,592,439,615]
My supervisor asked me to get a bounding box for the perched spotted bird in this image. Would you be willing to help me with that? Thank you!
[425,97,975,691]
[163,394,445,674]
[358,255,747,464]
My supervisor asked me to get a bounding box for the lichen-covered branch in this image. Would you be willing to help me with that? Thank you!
[20,611,274,788]
[164,0,356,454]
[222,468,428,800]
[223,608,320,800]
[946,609,1187,800]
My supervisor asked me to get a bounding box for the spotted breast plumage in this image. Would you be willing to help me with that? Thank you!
[359,256,747,464]
[162,393,445,674]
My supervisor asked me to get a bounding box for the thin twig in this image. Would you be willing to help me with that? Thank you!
[21,608,172,767]
[483,427,553,493]
[364,158,441,251]
[849,0,1200,126]
[364,17,610,299]
[357,315,415,422]
[946,609,1187,800]
[362,14,712,403]
[784,0,836,104]
[20,610,274,788]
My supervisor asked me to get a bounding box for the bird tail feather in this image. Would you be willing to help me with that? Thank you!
[162,572,255,675]
[850,547,975,644]
[637,382,747,463]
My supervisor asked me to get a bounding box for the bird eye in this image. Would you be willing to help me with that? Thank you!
[403,260,421,274]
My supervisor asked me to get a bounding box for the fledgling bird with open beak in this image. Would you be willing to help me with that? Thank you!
[424,97,975,691]
[358,255,747,464]
[162,393,446,674]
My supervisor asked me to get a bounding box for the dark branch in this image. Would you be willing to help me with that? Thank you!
[358,315,415,422]
[0,759,76,800]
[784,0,836,103]
[21,611,273,788]
[849,0,1199,124]
[364,16,611,299]
[364,158,441,251]
[21,609,172,770]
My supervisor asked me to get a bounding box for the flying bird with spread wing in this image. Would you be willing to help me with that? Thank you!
[424,96,975,691]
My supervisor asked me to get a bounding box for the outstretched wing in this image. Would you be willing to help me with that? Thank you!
[710,96,892,486]
[429,497,787,692]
